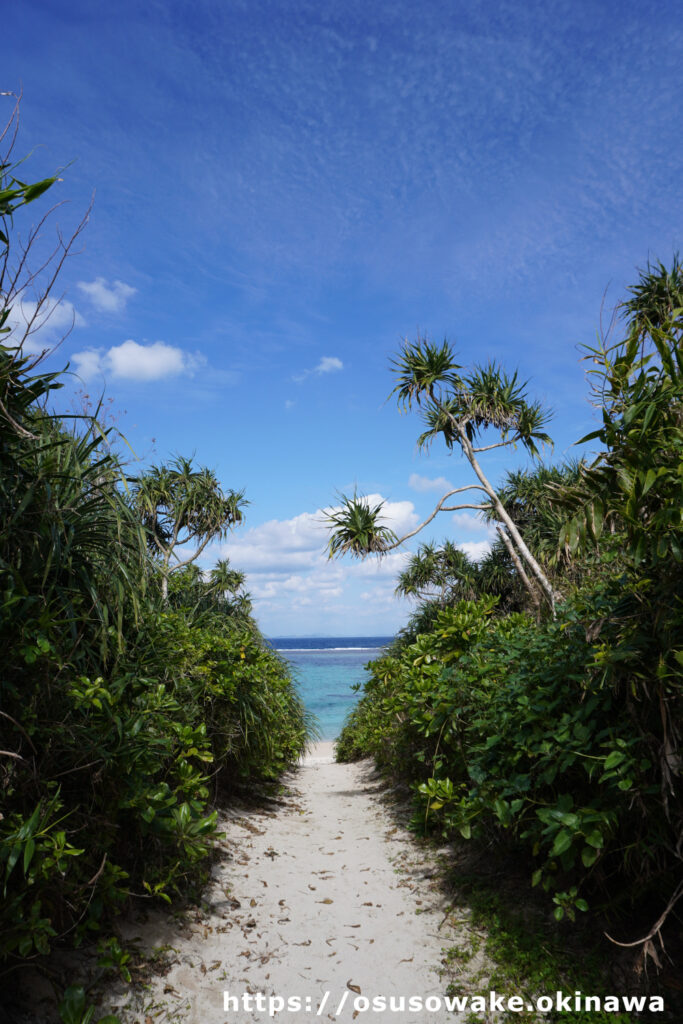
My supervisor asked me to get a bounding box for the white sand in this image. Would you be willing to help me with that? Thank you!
[105,746,486,1023]
[300,739,336,765]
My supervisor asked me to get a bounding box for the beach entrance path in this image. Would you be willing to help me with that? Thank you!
[110,744,486,1023]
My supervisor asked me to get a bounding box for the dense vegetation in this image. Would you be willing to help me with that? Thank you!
[333,261,682,964]
[0,147,310,972]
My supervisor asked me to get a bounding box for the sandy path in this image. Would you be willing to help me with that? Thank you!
[110,744,478,1023]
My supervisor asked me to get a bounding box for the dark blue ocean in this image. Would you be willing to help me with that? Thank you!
[267,637,393,741]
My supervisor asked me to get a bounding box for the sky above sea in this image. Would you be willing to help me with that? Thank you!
[4,0,682,635]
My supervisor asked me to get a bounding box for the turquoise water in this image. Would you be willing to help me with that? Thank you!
[270,638,392,740]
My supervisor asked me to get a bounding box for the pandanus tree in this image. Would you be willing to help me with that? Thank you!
[325,337,558,615]
[164,557,252,620]
[394,540,480,606]
[209,558,252,618]
[133,455,247,602]
[209,557,247,598]
[492,463,583,556]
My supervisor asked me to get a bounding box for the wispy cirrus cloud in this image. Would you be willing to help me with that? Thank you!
[77,278,137,314]
[72,339,206,382]
[293,355,343,383]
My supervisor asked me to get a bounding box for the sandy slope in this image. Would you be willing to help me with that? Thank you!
[107,745,484,1023]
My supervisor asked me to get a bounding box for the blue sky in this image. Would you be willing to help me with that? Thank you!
[4,0,682,635]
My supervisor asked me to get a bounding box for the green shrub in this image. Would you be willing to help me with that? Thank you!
[0,140,311,970]
[0,352,309,964]
[339,586,680,922]
[338,263,682,934]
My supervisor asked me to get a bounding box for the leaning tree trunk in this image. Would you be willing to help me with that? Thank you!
[456,426,557,617]
[496,525,542,620]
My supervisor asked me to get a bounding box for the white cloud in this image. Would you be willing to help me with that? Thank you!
[408,473,454,493]
[70,349,103,378]
[346,550,412,580]
[107,340,188,379]
[213,496,417,634]
[202,491,500,633]
[359,581,402,606]
[72,339,206,382]
[458,540,493,562]
[356,493,420,540]
[315,356,343,374]
[221,511,327,574]
[219,496,417,576]
[212,494,497,633]
[5,296,85,354]
[77,277,136,314]
[451,511,491,534]
[293,355,344,382]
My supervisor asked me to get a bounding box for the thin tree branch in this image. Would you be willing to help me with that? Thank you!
[605,881,683,949]
[471,441,509,453]
[440,503,490,512]
[381,486,490,551]
[168,534,213,572]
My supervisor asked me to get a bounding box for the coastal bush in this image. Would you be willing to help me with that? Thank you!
[336,597,500,768]
[0,149,309,968]
[338,586,679,923]
[0,347,309,963]
[337,259,682,937]
[145,608,311,787]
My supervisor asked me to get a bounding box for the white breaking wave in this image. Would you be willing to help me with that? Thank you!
[275,646,381,653]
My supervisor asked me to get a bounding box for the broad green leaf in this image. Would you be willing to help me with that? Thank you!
[640,467,658,496]
[551,829,572,856]
[581,846,599,867]
[59,986,87,1024]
